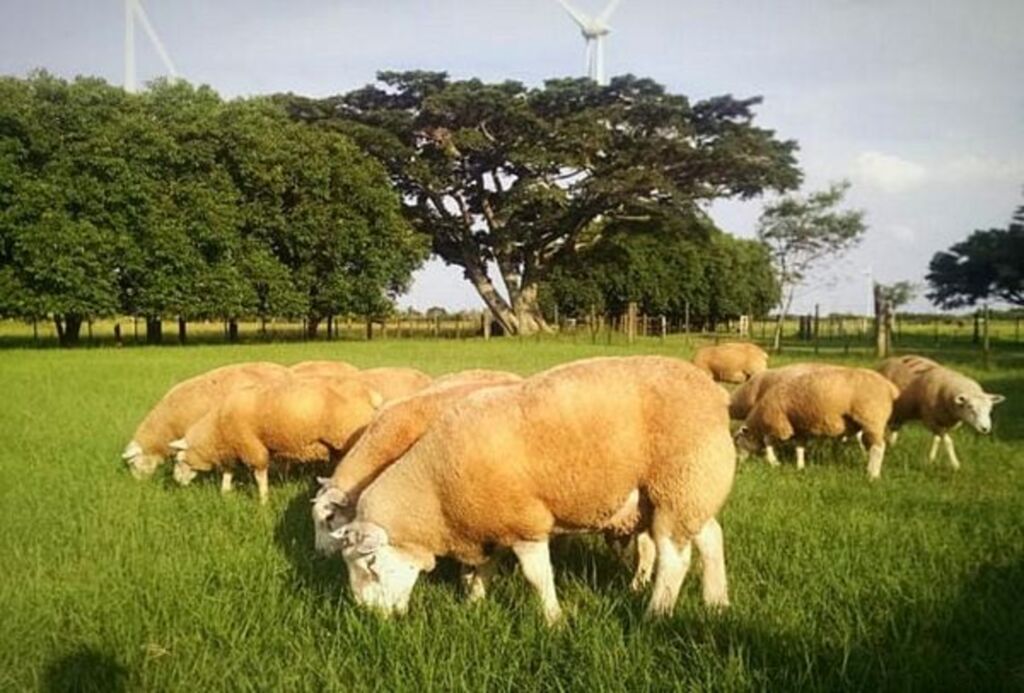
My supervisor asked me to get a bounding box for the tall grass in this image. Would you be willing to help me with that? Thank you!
[1,338,1021,691]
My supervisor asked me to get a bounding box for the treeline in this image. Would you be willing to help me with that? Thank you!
[540,215,778,329]
[0,72,426,345]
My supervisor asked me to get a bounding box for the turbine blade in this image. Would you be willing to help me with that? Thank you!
[597,0,622,23]
[554,0,592,30]
[133,0,179,78]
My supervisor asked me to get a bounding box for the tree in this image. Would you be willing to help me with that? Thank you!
[926,203,1024,308]
[541,214,779,329]
[757,181,866,351]
[0,73,133,344]
[286,72,801,335]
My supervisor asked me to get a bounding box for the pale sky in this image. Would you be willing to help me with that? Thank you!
[2,0,1022,314]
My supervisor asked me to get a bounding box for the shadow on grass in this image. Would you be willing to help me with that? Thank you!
[650,558,1024,691]
[43,647,128,693]
[273,482,350,605]
[985,374,1024,442]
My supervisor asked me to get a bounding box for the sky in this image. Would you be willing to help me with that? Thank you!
[2,0,1022,314]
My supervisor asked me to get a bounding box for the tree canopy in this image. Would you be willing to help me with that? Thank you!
[927,202,1024,308]
[541,214,779,328]
[0,72,426,344]
[285,71,801,334]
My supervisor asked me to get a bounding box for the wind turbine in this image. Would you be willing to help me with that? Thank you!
[554,0,622,86]
[124,0,179,93]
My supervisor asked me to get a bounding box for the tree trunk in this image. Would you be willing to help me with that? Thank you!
[771,288,796,352]
[511,283,552,335]
[873,284,892,358]
[146,317,162,345]
[307,316,321,339]
[178,317,187,345]
[56,313,83,347]
[228,319,239,343]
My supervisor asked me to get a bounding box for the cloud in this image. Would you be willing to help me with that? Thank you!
[888,224,917,244]
[935,155,1024,185]
[851,151,928,193]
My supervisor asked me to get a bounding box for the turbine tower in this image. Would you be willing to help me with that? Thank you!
[554,0,622,86]
[124,0,179,93]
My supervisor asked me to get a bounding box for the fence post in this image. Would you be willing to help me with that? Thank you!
[660,315,667,341]
[684,301,690,334]
[626,302,638,344]
[813,304,820,354]
[114,323,122,347]
[983,304,991,368]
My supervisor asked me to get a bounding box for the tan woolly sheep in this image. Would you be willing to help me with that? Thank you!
[880,358,1005,469]
[289,360,360,379]
[692,342,769,383]
[332,356,736,623]
[728,363,838,421]
[121,362,289,479]
[734,367,899,479]
[170,376,383,503]
[352,367,433,401]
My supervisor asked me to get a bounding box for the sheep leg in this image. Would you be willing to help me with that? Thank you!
[631,531,657,593]
[253,467,270,504]
[795,446,806,471]
[764,444,780,467]
[693,518,729,608]
[220,469,234,493]
[927,435,941,464]
[512,540,562,625]
[461,557,500,603]
[942,434,961,471]
[887,429,900,445]
[646,535,693,618]
[866,443,886,480]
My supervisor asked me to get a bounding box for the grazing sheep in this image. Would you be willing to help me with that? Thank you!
[313,372,523,596]
[289,360,360,379]
[431,369,522,388]
[121,362,288,479]
[883,362,1005,470]
[693,342,769,383]
[332,356,736,623]
[876,355,941,391]
[170,377,383,503]
[729,363,838,421]
[735,367,899,479]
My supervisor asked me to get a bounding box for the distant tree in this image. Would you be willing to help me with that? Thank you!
[541,214,779,329]
[927,203,1024,308]
[757,181,866,350]
[286,72,800,335]
[875,281,916,310]
[0,73,132,344]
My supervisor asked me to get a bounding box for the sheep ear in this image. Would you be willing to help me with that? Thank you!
[317,476,332,488]
[988,394,1005,405]
[368,389,385,409]
[332,522,387,554]
[954,394,969,406]
[121,441,142,460]
[169,438,189,451]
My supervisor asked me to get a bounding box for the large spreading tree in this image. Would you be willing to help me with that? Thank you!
[286,72,801,335]
[927,201,1024,308]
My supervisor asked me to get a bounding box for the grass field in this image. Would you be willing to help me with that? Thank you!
[1,338,1022,691]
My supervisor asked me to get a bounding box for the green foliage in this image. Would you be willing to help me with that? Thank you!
[927,203,1024,308]
[0,73,425,343]
[875,281,917,309]
[287,72,801,333]
[542,215,779,325]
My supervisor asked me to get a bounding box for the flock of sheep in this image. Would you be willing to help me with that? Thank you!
[120,344,1004,622]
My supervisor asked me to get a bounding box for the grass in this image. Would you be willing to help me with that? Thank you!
[1,337,1022,691]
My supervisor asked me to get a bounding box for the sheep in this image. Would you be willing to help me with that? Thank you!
[881,360,1005,470]
[352,367,433,401]
[331,356,736,623]
[876,354,941,392]
[170,376,383,503]
[121,362,289,479]
[289,360,360,379]
[692,342,769,383]
[734,367,900,479]
[313,371,523,597]
[728,363,838,421]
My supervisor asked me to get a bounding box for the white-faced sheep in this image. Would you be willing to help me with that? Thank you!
[693,342,769,383]
[121,362,289,479]
[312,371,523,598]
[332,356,736,623]
[734,367,899,479]
[878,356,1005,469]
[170,376,383,503]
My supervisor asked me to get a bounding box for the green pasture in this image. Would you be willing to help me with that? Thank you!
[1,338,1022,691]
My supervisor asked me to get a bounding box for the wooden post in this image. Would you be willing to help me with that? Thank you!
[873,283,891,358]
[626,302,638,344]
[684,301,690,334]
[482,314,491,340]
[813,304,820,354]
[983,304,991,367]
[660,315,667,341]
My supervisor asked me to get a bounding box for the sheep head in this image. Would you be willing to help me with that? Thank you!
[954,392,1005,435]
[122,441,163,480]
[311,482,355,555]
[332,521,426,616]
